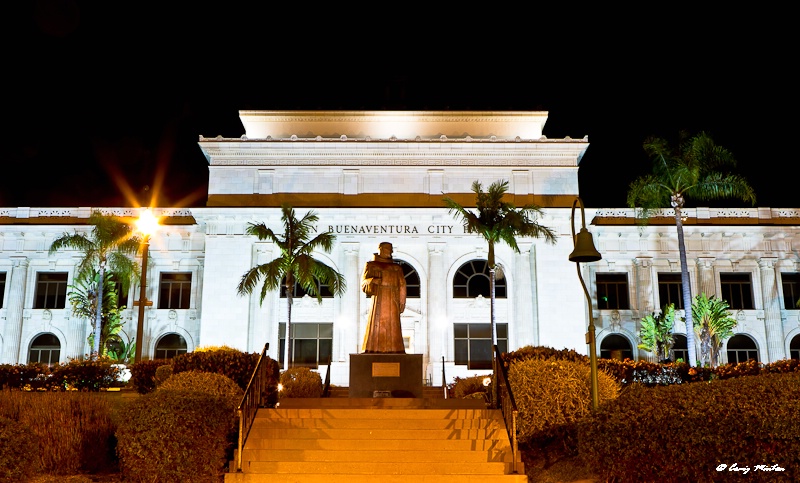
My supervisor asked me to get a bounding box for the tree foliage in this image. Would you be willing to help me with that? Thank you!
[626,132,755,367]
[638,303,676,362]
[692,293,737,367]
[236,204,346,368]
[68,268,128,358]
[49,211,141,359]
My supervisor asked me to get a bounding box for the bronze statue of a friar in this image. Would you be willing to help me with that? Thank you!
[361,242,406,353]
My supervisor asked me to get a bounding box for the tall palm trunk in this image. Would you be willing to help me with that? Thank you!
[673,204,697,367]
[488,241,498,407]
[285,280,293,370]
[93,261,107,359]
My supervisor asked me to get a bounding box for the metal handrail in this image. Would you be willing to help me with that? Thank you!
[235,342,269,473]
[322,358,332,397]
[493,344,520,474]
[441,356,447,399]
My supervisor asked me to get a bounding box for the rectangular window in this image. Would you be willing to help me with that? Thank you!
[596,273,629,310]
[719,273,753,310]
[0,272,5,309]
[454,323,508,370]
[158,273,192,309]
[657,273,684,310]
[781,273,800,310]
[279,323,333,369]
[34,272,68,309]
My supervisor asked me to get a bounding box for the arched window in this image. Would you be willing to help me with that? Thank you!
[154,333,188,360]
[600,334,633,361]
[29,333,61,365]
[453,260,506,299]
[790,334,800,361]
[672,334,688,363]
[727,334,758,364]
[398,260,420,298]
[280,276,333,298]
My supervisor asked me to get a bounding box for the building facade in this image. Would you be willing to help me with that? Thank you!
[1,111,798,386]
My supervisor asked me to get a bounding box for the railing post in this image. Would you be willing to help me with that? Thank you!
[441,356,447,399]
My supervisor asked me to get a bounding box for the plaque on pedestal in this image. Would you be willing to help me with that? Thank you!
[349,353,423,398]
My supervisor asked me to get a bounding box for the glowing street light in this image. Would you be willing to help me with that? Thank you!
[134,208,159,363]
[569,197,602,411]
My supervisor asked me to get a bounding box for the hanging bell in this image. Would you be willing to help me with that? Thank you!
[569,228,602,263]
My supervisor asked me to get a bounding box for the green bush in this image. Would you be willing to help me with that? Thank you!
[279,367,323,398]
[0,415,40,482]
[153,364,173,387]
[576,372,800,482]
[509,358,620,447]
[171,349,263,390]
[159,370,244,412]
[503,345,588,367]
[49,358,122,391]
[450,375,489,400]
[129,359,171,394]
[116,390,234,483]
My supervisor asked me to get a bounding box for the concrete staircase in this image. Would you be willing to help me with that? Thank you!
[225,391,526,483]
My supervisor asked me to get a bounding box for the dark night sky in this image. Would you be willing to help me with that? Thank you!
[4,2,796,210]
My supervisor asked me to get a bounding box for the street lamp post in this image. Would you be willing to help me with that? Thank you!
[134,209,158,363]
[569,197,602,411]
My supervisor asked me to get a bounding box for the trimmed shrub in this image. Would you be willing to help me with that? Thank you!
[450,375,490,400]
[0,415,40,482]
[159,370,244,411]
[509,358,620,445]
[49,358,122,391]
[577,372,800,483]
[116,390,234,483]
[153,364,173,387]
[171,349,262,390]
[503,346,588,367]
[279,367,323,398]
[129,359,172,394]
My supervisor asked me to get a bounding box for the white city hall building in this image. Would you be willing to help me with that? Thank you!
[1,111,799,386]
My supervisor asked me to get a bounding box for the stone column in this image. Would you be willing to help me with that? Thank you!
[697,257,716,298]
[759,258,784,363]
[514,243,535,347]
[2,257,29,364]
[248,244,272,355]
[634,257,654,314]
[340,242,360,360]
[427,242,446,385]
[66,256,87,360]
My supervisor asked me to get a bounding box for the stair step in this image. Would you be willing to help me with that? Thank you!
[257,408,498,419]
[241,437,510,451]
[241,448,515,463]
[278,397,484,409]
[246,427,506,440]
[228,396,526,482]
[244,461,511,475]
[226,473,528,483]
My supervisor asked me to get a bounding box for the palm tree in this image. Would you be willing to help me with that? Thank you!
[49,211,141,359]
[237,204,346,369]
[627,131,755,367]
[638,303,676,362]
[692,293,737,367]
[444,180,557,403]
[67,268,126,357]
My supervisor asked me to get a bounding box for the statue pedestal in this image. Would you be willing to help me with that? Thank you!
[349,353,423,398]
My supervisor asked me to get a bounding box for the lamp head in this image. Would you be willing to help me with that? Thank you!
[569,228,602,263]
[135,209,159,237]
